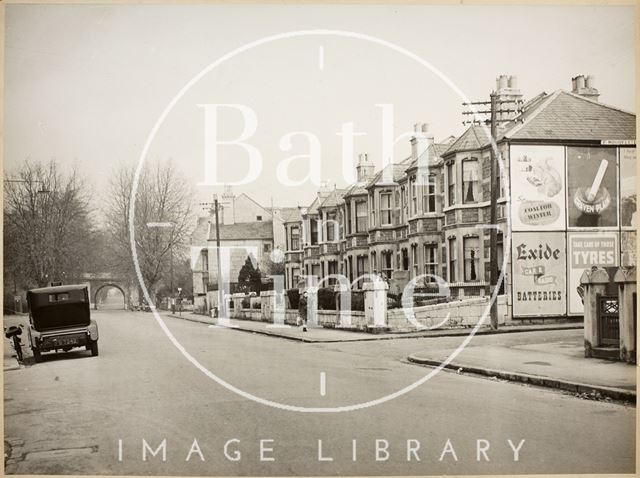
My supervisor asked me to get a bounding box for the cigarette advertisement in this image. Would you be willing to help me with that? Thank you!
[509,145,566,231]
[567,147,618,228]
[567,232,619,315]
[620,147,637,228]
[511,232,567,317]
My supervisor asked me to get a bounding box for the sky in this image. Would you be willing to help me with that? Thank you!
[4,4,635,213]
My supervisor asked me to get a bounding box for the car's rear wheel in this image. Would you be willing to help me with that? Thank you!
[90,340,99,357]
[33,347,42,363]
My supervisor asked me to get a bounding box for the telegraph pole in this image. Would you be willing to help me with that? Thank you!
[214,195,224,319]
[462,93,523,330]
[488,93,499,330]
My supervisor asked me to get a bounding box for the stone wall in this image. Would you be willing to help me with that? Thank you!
[387,295,509,331]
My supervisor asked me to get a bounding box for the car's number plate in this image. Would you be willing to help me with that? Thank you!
[45,335,83,348]
[57,336,79,346]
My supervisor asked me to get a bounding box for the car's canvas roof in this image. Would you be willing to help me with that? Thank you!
[28,284,88,295]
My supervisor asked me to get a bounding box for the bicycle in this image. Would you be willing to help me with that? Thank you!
[4,324,24,362]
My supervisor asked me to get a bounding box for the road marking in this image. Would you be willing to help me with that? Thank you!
[25,446,98,460]
[320,371,326,396]
[318,45,324,71]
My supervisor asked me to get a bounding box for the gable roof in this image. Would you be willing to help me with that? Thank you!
[503,90,636,141]
[366,162,410,187]
[319,188,346,209]
[343,181,369,197]
[191,216,210,246]
[305,196,322,215]
[235,192,272,218]
[442,125,491,156]
[278,207,303,223]
[404,142,449,173]
[208,221,273,241]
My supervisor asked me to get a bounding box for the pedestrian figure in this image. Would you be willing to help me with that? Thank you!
[298,290,308,332]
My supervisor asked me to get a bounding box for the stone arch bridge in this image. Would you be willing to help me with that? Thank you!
[80,273,136,310]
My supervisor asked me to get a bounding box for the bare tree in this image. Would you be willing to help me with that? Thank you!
[3,160,95,289]
[104,160,194,302]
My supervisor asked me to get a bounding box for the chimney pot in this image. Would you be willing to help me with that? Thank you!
[498,75,508,89]
[413,123,420,132]
[421,123,429,133]
[508,75,518,89]
[576,75,585,89]
[585,75,595,89]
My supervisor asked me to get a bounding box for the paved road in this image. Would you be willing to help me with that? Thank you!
[4,309,636,475]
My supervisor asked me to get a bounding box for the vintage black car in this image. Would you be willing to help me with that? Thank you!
[26,284,99,362]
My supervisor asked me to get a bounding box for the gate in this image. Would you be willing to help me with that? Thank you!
[597,294,619,346]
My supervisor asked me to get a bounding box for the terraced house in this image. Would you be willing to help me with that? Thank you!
[282,74,636,321]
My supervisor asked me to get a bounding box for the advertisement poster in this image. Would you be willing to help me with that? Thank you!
[567,147,618,228]
[620,147,637,228]
[511,232,566,317]
[568,232,619,315]
[621,231,637,267]
[510,145,566,231]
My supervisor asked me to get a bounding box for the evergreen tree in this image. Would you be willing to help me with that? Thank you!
[237,254,262,293]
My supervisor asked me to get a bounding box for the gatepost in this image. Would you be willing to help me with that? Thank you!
[334,283,351,328]
[261,290,275,322]
[580,266,611,357]
[364,280,388,331]
[231,293,245,317]
[306,286,318,327]
[614,266,636,364]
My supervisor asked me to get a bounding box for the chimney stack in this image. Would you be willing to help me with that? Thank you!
[571,74,599,101]
[411,122,434,163]
[494,74,523,124]
[356,153,375,182]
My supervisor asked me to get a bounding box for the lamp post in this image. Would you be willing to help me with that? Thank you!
[177,287,183,317]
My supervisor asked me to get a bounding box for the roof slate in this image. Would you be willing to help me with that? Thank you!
[504,90,636,141]
[278,207,303,223]
[405,142,449,172]
[319,189,347,208]
[442,125,491,156]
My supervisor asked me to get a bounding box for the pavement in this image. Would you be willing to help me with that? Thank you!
[3,315,27,372]
[408,334,637,402]
[168,311,583,343]
[3,309,637,475]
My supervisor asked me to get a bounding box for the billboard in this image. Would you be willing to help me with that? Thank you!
[567,232,619,315]
[510,145,566,231]
[567,147,618,228]
[621,231,637,268]
[511,232,567,317]
[620,147,637,228]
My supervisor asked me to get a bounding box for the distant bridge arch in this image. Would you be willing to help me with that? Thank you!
[81,273,133,310]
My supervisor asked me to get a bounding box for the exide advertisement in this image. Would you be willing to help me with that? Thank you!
[511,232,567,317]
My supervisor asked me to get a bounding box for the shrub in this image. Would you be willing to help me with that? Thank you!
[286,289,300,310]
[387,292,402,309]
[252,301,261,309]
[351,291,365,311]
[317,287,336,310]
[241,297,250,308]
